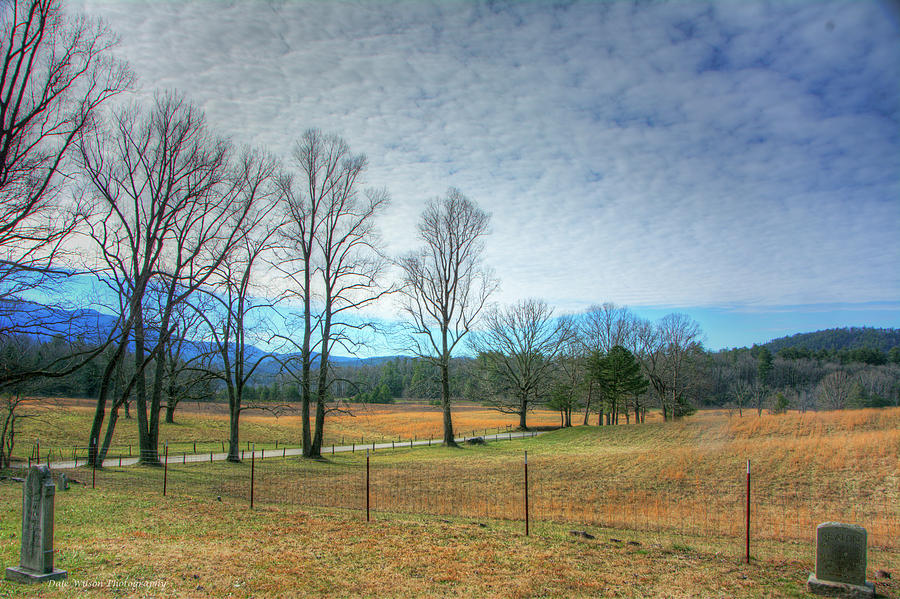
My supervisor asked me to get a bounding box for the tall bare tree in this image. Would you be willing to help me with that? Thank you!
[470,298,573,430]
[0,0,131,391]
[78,93,253,465]
[398,188,497,446]
[159,292,216,425]
[816,369,853,410]
[552,336,589,427]
[657,313,703,420]
[196,150,283,462]
[582,303,636,354]
[278,129,390,458]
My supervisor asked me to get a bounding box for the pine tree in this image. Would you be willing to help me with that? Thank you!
[592,345,649,425]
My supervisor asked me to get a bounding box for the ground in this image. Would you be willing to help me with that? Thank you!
[1,404,897,597]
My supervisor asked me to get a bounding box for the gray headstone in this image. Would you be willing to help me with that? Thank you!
[807,522,874,598]
[57,473,68,491]
[5,466,67,584]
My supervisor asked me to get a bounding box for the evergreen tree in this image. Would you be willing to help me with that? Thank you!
[591,345,648,425]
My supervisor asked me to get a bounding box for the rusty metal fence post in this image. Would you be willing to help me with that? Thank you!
[745,459,750,564]
[525,450,530,536]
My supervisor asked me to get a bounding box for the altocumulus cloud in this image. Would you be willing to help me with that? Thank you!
[73,0,899,318]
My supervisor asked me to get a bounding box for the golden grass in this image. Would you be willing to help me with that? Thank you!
[10,398,562,459]
[7,404,900,576]
[51,407,899,564]
[2,482,896,598]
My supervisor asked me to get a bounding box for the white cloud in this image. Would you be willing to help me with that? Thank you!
[71,0,899,322]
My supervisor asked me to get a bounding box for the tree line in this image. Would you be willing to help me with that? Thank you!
[1,0,897,469]
[0,0,495,464]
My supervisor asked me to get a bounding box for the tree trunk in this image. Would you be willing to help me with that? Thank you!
[89,342,127,466]
[310,309,334,458]
[147,304,175,462]
[311,380,326,458]
[133,309,157,465]
[582,379,593,425]
[227,396,240,463]
[441,359,456,446]
[98,400,121,464]
[164,350,177,424]
[301,262,313,457]
[225,378,240,462]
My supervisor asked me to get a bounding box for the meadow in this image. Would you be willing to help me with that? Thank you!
[9,398,564,461]
[1,404,898,597]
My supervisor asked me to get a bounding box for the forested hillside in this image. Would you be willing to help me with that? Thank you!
[763,327,900,353]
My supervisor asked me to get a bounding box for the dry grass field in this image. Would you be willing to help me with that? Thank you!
[1,405,898,597]
[4,490,878,599]
[8,398,563,459]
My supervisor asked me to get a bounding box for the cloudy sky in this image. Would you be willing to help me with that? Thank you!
[72,0,899,350]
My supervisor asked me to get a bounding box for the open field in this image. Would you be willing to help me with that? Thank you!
[2,406,898,597]
[8,398,564,461]
[6,487,891,599]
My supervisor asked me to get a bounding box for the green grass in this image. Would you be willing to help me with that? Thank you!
[4,477,895,598]
[2,406,898,597]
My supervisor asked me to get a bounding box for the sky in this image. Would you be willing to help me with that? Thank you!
[69,0,900,352]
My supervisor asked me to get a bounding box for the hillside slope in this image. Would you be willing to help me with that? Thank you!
[763,326,900,353]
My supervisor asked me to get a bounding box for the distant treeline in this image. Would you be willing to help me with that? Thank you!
[4,326,899,418]
[763,327,900,354]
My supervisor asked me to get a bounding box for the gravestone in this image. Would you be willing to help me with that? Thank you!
[57,473,68,491]
[807,522,874,598]
[5,466,67,584]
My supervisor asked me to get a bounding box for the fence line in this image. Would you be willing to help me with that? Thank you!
[49,446,900,565]
[13,425,525,469]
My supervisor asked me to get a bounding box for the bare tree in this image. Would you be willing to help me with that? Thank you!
[553,336,589,427]
[159,293,217,425]
[78,92,253,465]
[0,0,131,393]
[277,129,391,458]
[657,313,703,420]
[195,150,283,462]
[398,188,498,446]
[470,298,573,430]
[816,369,853,410]
[729,377,752,417]
[582,303,636,354]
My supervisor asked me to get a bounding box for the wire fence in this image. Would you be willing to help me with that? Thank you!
[42,446,899,565]
[13,425,522,468]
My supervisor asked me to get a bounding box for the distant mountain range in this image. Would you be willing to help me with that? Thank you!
[0,299,400,371]
[761,327,900,353]
[6,301,899,366]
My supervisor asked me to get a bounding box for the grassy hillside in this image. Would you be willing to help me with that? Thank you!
[1,407,898,597]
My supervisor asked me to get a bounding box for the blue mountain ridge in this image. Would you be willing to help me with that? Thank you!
[0,299,400,369]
